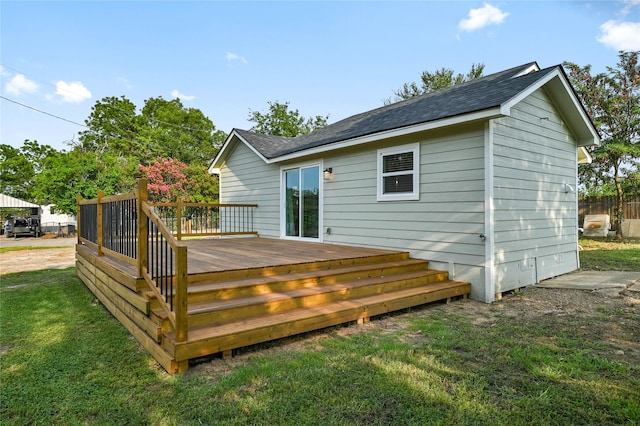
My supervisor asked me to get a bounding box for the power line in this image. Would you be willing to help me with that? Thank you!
[1,64,219,134]
[1,96,88,128]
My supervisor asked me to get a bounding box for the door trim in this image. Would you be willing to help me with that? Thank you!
[280,161,324,242]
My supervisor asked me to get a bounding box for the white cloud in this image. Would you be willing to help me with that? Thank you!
[53,80,92,103]
[459,3,509,32]
[5,73,39,96]
[116,77,133,90]
[597,20,640,50]
[621,0,640,16]
[226,52,248,64]
[171,89,195,101]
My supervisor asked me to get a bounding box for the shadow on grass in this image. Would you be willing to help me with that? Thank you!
[1,269,639,425]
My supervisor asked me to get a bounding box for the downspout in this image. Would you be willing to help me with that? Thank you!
[484,121,496,303]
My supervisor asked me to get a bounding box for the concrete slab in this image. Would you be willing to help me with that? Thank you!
[537,271,639,291]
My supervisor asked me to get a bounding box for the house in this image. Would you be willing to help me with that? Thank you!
[209,62,599,303]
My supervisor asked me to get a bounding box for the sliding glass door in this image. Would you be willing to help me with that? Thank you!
[283,165,320,239]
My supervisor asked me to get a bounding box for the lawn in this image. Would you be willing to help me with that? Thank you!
[579,237,640,271]
[1,261,638,425]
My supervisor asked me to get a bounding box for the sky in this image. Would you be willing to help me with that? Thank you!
[1,1,639,152]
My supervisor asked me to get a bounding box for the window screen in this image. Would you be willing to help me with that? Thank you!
[377,143,419,201]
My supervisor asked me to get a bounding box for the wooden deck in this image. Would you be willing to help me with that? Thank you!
[76,237,470,373]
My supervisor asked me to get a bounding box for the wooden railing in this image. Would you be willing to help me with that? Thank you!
[150,200,258,240]
[78,191,138,265]
[77,179,259,344]
[139,182,188,343]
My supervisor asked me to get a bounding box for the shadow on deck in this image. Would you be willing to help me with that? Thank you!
[76,237,470,373]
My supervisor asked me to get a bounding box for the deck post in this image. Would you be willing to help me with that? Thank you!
[76,195,82,245]
[137,179,149,278]
[175,245,188,342]
[97,191,104,257]
[176,197,182,241]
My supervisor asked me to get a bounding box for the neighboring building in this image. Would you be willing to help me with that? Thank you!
[1,194,76,236]
[40,204,76,225]
[209,62,599,302]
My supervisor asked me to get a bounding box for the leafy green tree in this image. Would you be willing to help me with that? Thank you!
[248,101,328,137]
[32,148,138,215]
[386,63,485,104]
[77,96,140,157]
[565,51,640,239]
[0,140,57,202]
[6,96,224,214]
[183,163,219,203]
[138,97,226,166]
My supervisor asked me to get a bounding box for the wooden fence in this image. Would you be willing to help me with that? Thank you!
[578,195,640,226]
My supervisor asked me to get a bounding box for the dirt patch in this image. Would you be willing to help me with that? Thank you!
[0,236,76,275]
[2,236,638,380]
[188,285,640,378]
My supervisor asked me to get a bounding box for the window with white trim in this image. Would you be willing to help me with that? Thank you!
[377,143,420,201]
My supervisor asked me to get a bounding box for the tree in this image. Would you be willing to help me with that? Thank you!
[138,97,226,166]
[0,140,57,202]
[77,96,140,157]
[565,51,640,239]
[138,158,219,203]
[78,95,226,169]
[386,63,485,104]
[35,95,228,211]
[248,101,328,137]
[32,148,138,215]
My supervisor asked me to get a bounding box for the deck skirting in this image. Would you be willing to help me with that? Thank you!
[75,238,470,373]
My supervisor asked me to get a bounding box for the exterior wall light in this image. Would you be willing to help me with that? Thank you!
[323,168,333,180]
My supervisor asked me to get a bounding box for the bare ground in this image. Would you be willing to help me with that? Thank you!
[0,235,76,275]
[189,285,640,378]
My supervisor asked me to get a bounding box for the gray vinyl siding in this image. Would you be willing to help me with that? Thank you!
[492,88,579,292]
[219,141,280,237]
[323,125,487,299]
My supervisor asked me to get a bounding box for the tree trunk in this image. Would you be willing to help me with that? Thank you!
[614,163,624,240]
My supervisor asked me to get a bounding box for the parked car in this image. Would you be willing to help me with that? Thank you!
[5,216,41,238]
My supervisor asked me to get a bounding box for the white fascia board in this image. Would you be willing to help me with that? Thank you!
[500,68,563,114]
[500,69,600,147]
[578,146,593,164]
[269,108,504,164]
[208,130,271,173]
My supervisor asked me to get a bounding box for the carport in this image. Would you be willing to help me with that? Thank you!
[1,194,41,236]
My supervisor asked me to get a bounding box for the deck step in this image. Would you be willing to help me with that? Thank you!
[164,280,471,361]
[181,269,449,328]
[185,258,430,304]
[187,251,411,284]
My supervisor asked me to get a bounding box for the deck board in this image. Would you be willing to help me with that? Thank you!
[81,237,407,277]
[184,238,404,274]
[77,236,470,373]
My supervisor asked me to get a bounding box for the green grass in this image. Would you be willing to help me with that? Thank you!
[2,269,638,425]
[0,246,69,254]
[579,237,640,271]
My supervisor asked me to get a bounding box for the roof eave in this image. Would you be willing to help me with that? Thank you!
[268,107,504,163]
[501,68,600,147]
[208,129,271,173]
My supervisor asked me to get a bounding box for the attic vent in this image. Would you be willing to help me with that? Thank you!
[512,63,540,78]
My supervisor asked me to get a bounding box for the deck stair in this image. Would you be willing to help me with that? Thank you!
[149,252,470,366]
[76,183,471,374]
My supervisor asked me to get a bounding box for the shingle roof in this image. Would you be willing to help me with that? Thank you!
[231,62,561,160]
